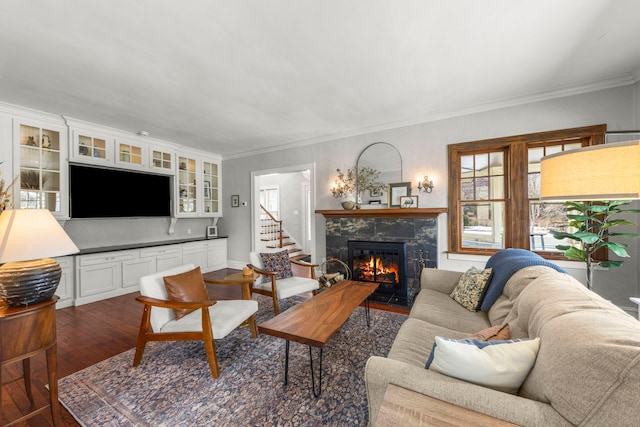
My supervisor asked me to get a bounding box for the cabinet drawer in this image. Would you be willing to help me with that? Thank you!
[182,241,208,252]
[140,245,182,258]
[79,252,135,266]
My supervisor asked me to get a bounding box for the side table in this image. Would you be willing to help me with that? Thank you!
[1,296,60,426]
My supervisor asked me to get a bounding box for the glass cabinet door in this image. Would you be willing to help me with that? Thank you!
[151,149,173,171]
[203,160,219,215]
[77,134,107,160]
[116,140,146,167]
[19,124,61,212]
[178,156,197,214]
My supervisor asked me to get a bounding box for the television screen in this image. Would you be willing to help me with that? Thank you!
[69,164,172,218]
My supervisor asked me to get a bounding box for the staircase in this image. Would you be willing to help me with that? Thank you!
[259,204,310,262]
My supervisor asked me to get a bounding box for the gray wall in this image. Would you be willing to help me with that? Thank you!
[222,84,640,310]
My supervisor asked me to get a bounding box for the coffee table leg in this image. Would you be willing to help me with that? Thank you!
[365,298,372,328]
[284,340,290,386]
[309,346,323,398]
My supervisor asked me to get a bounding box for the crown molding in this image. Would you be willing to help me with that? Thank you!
[223,73,637,161]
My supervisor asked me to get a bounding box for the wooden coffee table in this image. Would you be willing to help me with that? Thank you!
[257,280,378,397]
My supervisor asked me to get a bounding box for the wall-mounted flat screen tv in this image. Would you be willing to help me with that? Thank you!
[69,164,172,218]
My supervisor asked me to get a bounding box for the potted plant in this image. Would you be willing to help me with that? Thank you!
[550,200,640,290]
[332,167,385,209]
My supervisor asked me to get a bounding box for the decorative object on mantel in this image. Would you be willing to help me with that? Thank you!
[0,209,79,307]
[331,167,385,209]
[400,195,418,208]
[540,139,640,290]
[417,176,434,193]
[388,182,412,208]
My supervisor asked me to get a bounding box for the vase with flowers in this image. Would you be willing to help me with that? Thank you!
[331,167,385,209]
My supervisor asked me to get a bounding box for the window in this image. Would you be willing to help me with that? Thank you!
[448,124,606,257]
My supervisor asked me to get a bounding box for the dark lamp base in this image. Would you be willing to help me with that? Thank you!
[0,258,61,307]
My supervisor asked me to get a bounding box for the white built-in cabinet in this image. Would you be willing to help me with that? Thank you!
[74,239,227,306]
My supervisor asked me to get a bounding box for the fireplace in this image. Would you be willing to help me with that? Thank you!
[348,240,407,306]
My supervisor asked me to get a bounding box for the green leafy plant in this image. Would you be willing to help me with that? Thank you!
[335,167,385,196]
[550,200,640,290]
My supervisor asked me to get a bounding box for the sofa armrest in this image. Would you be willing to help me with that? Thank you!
[365,356,569,427]
[419,268,464,294]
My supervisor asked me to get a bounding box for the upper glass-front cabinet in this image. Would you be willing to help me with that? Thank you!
[177,155,197,214]
[203,160,220,215]
[151,148,173,172]
[115,139,147,167]
[15,120,68,217]
[72,129,113,164]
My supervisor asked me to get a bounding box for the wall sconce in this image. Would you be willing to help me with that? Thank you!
[417,176,434,193]
[330,180,346,198]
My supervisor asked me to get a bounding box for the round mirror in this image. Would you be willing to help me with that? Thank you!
[356,142,402,205]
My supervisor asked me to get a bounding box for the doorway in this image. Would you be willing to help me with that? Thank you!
[250,163,315,261]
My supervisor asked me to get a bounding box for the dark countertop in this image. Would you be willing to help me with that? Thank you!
[77,236,228,255]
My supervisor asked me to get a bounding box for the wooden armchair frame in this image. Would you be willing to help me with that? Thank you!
[133,279,258,378]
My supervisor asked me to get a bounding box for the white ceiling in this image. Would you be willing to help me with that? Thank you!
[1,0,639,158]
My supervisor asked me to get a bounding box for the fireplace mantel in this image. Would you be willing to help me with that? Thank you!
[315,207,447,219]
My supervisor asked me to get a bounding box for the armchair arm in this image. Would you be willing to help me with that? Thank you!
[135,295,216,310]
[247,264,276,277]
[291,259,319,279]
[203,278,254,300]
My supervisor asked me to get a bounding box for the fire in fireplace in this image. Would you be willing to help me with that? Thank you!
[348,240,407,306]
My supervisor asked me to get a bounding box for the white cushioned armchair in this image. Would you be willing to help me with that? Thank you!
[133,264,258,378]
[248,250,319,315]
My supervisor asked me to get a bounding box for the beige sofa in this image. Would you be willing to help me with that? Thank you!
[365,262,640,426]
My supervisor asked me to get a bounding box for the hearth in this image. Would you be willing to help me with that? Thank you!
[348,240,407,306]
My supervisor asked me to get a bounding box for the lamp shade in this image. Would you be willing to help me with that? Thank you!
[540,140,640,201]
[0,209,79,263]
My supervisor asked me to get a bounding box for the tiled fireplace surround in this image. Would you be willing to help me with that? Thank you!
[321,210,441,307]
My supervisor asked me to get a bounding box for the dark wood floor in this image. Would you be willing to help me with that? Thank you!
[1,269,408,426]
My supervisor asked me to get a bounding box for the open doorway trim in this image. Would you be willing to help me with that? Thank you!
[250,162,316,262]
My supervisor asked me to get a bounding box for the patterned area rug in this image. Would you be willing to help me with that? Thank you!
[58,296,407,426]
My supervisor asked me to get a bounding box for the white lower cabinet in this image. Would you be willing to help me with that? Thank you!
[206,239,227,272]
[54,256,75,308]
[182,241,209,271]
[73,239,227,306]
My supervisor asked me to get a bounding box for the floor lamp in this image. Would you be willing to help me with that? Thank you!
[0,209,79,307]
[539,139,640,289]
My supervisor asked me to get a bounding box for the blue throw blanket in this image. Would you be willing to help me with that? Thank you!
[480,249,567,311]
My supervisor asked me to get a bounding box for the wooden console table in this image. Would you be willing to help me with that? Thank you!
[375,384,518,427]
[1,296,60,426]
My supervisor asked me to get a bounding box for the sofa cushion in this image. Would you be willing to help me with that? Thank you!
[488,265,559,327]
[388,318,468,368]
[259,250,293,279]
[481,249,567,311]
[426,336,540,394]
[467,324,510,341]
[411,289,490,333]
[163,266,209,320]
[511,272,640,425]
[450,267,493,312]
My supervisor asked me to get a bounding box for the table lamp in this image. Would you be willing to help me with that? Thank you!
[0,209,79,307]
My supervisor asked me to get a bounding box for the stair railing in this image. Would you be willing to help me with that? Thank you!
[260,204,284,248]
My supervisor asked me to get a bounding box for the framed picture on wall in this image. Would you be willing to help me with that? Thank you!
[231,194,240,207]
[388,182,411,207]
